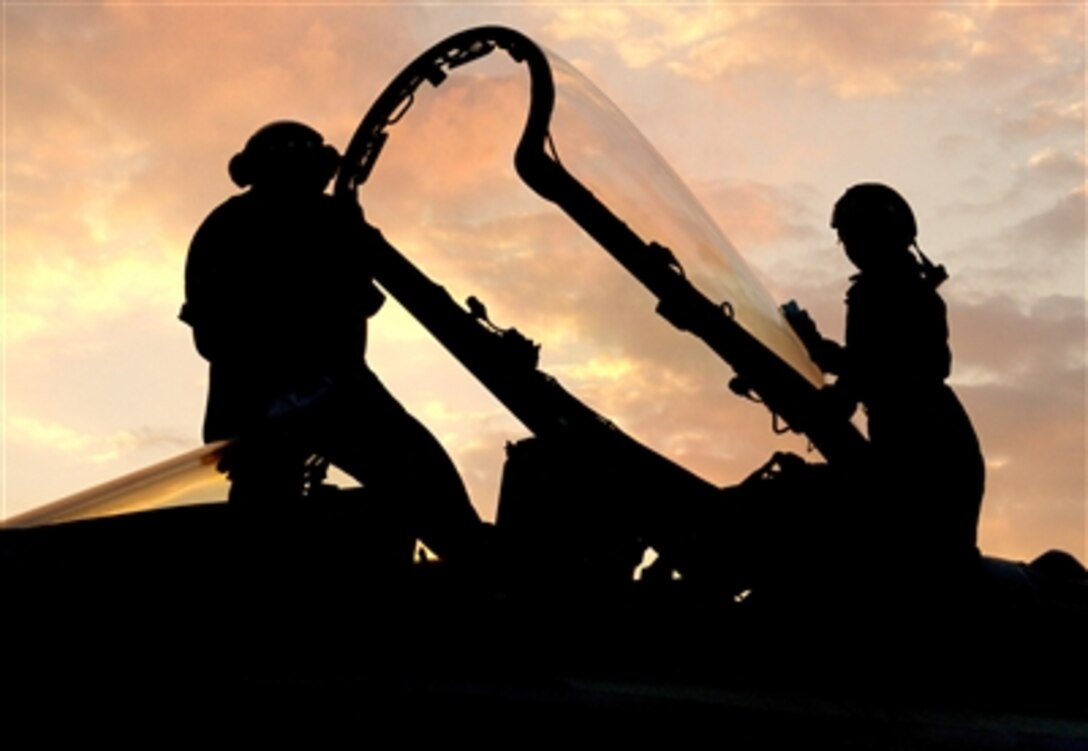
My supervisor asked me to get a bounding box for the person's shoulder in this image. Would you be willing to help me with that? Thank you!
[188,196,258,267]
[196,192,249,222]
[207,192,260,221]
[192,193,258,235]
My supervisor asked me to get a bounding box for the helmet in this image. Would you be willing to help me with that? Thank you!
[831,183,917,249]
[228,121,341,189]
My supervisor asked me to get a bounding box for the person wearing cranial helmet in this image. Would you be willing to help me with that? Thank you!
[785,183,984,584]
[180,120,485,562]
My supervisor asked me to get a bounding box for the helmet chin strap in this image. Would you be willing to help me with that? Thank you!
[913,243,949,288]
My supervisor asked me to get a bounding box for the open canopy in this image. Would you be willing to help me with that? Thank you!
[340,27,862,466]
[339,27,821,387]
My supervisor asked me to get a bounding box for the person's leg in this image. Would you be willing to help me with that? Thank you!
[314,367,483,561]
[222,430,307,508]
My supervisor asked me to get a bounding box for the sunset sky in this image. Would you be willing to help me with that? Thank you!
[2,3,1084,563]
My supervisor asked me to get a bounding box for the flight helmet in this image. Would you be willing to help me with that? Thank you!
[831,183,917,250]
[228,121,341,190]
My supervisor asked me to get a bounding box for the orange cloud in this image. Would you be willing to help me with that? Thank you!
[543,5,1082,101]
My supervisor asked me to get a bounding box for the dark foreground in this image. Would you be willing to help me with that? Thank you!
[3,497,1086,748]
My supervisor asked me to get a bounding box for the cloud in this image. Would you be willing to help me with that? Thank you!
[930,128,1084,307]
[693,179,824,253]
[4,247,180,344]
[1007,184,1087,259]
[1005,147,1087,204]
[543,5,1083,105]
[366,72,530,201]
[546,6,970,97]
[688,179,845,301]
[4,4,419,347]
[947,183,1086,305]
[947,293,1086,559]
[1025,149,1088,184]
[951,292,1085,386]
[8,416,190,465]
[369,195,817,404]
[964,4,1084,83]
[543,6,749,70]
[966,373,1085,560]
[684,8,981,98]
[1000,98,1087,141]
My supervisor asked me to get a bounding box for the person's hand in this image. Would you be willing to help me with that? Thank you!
[781,300,821,347]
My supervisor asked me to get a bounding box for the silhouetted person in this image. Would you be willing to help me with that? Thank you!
[180,120,483,560]
[786,183,985,586]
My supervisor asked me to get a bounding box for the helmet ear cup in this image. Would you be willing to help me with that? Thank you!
[228,151,254,188]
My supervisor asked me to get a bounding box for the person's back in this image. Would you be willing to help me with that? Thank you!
[843,260,982,569]
[185,187,376,442]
